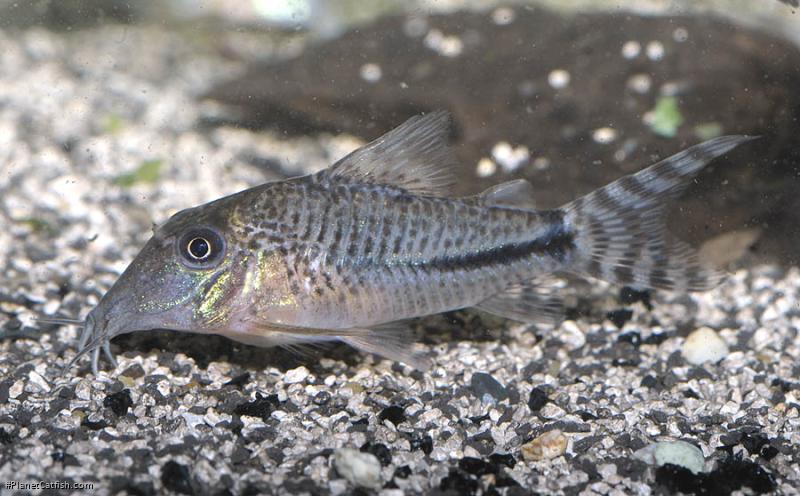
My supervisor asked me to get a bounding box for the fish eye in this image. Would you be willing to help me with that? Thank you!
[187,237,210,260]
[177,227,225,268]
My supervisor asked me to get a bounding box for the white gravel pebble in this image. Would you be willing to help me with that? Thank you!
[682,327,730,365]
[284,365,310,384]
[333,448,382,489]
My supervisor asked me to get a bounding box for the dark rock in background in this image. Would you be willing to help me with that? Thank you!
[207,7,800,267]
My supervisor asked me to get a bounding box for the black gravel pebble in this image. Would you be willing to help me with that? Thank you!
[120,363,146,379]
[393,465,412,479]
[440,468,479,495]
[0,379,11,403]
[655,455,777,495]
[741,431,770,455]
[643,332,670,346]
[312,391,331,406]
[378,405,406,426]
[607,309,634,329]
[0,427,13,445]
[639,374,658,389]
[470,372,508,402]
[619,287,652,310]
[618,331,642,347]
[161,460,195,495]
[458,457,495,476]
[223,372,250,388]
[488,453,516,469]
[104,389,133,416]
[759,444,779,460]
[81,418,109,431]
[527,387,549,412]
[411,434,434,455]
[360,442,392,466]
[50,450,80,466]
[233,393,279,422]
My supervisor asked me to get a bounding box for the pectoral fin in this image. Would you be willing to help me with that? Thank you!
[231,320,431,371]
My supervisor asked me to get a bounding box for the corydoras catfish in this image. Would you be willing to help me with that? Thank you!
[51,111,753,374]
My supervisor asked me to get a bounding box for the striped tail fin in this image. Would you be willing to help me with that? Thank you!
[563,135,756,292]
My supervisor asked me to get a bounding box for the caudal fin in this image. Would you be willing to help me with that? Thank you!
[563,135,755,292]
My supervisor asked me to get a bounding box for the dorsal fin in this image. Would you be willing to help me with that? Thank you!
[323,110,457,196]
[478,179,537,209]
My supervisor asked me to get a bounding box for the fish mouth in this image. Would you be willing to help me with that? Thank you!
[63,310,118,376]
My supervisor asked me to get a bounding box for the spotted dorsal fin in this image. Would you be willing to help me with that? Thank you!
[323,110,457,196]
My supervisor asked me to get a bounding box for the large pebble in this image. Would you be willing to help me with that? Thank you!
[521,429,568,461]
[283,366,310,384]
[682,327,729,365]
[635,440,705,474]
[333,448,382,489]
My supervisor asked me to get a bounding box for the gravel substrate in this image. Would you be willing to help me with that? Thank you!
[1,21,799,496]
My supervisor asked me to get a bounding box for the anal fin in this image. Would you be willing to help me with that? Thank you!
[476,276,565,326]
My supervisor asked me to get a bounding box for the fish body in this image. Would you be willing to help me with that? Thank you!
[64,111,753,373]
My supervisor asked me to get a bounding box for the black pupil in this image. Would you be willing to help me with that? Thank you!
[188,237,210,260]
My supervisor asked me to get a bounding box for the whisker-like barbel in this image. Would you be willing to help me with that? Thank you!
[35,316,85,326]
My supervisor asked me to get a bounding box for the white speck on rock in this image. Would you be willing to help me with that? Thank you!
[533,157,551,170]
[682,327,729,365]
[673,27,689,43]
[476,157,497,178]
[491,142,529,172]
[621,41,641,59]
[548,69,570,89]
[592,127,618,144]
[333,448,382,489]
[627,74,652,94]
[359,63,382,83]
[491,7,516,25]
[424,29,463,57]
[646,41,665,61]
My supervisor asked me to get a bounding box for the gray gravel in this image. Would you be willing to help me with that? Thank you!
[1,23,799,495]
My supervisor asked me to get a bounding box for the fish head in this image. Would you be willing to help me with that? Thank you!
[81,197,246,351]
